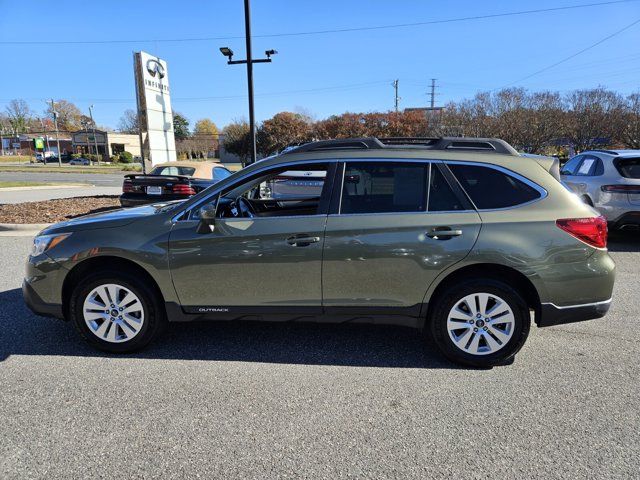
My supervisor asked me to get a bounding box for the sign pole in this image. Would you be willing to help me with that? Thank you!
[50,99,62,167]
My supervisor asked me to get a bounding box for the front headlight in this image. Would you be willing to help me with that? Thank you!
[31,233,71,257]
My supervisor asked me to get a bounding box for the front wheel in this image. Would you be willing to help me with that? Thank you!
[69,271,165,353]
[428,279,530,368]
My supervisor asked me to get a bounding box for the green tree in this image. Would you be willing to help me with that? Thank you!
[194,118,218,136]
[173,113,190,140]
[222,120,251,164]
[45,99,83,131]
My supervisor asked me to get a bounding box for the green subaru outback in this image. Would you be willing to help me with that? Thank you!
[23,137,615,367]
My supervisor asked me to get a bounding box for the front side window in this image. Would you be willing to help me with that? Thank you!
[561,156,582,175]
[340,162,428,214]
[198,163,330,219]
[448,164,541,209]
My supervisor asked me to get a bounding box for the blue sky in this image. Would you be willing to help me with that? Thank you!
[1,0,639,130]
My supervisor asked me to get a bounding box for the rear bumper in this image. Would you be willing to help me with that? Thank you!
[610,211,640,229]
[120,194,189,207]
[538,298,611,327]
[22,280,64,319]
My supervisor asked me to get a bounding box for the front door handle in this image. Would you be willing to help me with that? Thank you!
[286,235,321,247]
[426,227,463,240]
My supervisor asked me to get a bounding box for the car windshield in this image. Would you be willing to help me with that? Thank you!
[149,166,196,176]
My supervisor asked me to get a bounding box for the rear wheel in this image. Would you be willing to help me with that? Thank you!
[428,279,530,367]
[69,270,165,353]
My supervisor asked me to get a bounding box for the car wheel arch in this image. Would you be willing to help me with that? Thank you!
[420,263,541,329]
[62,255,166,320]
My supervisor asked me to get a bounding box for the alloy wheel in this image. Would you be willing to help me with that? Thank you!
[82,283,145,343]
[446,292,514,356]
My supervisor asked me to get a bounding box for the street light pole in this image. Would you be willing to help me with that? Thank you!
[219,0,276,165]
[49,99,62,167]
[244,0,257,164]
[88,105,100,165]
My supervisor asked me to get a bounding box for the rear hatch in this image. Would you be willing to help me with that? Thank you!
[613,157,640,206]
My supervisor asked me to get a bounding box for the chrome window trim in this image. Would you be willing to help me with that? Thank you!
[444,160,548,212]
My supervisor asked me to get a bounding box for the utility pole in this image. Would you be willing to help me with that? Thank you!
[219,0,277,165]
[88,105,100,165]
[49,99,62,167]
[40,118,50,165]
[392,79,400,112]
[429,78,437,109]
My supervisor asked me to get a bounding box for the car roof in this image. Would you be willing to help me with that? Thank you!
[582,149,640,157]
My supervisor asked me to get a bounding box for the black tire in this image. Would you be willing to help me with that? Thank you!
[69,269,166,353]
[427,279,530,368]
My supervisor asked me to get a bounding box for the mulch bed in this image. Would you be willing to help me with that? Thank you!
[0,196,121,224]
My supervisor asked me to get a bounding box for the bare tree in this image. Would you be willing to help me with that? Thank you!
[620,93,640,149]
[5,99,32,134]
[117,109,140,134]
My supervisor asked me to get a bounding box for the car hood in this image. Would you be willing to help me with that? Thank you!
[41,204,163,234]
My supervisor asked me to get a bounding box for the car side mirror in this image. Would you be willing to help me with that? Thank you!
[196,203,217,234]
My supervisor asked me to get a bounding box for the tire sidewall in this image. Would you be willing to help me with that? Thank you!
[429,279,530,367]
[70,271,162,353]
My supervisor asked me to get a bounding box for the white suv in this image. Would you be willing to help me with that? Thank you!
[561,149,640,229]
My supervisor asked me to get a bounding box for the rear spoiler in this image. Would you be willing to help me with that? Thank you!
[527,156,561,182]
[124,174,190,182]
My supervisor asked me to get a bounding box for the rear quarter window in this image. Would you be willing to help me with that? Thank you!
[615,158,640,179]
[448,164,542,209]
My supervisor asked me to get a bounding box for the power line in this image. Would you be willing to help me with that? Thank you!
[502,16,640,88]
[0,1,636,45]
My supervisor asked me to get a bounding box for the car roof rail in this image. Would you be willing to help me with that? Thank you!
[283,136,518,155]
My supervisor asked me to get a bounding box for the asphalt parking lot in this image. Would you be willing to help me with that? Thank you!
[1,233,639,479]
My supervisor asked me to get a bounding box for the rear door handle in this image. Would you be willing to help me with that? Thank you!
[286,235,321,247]
[426,227,463,240]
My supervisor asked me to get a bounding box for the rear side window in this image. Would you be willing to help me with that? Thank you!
[341,162,427,214]
[615,157,640,178]
[150,166,196,176]
[448,164,541,209]
[428,165,465,211]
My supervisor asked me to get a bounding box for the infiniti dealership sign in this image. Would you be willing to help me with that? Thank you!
[134,51,176,167]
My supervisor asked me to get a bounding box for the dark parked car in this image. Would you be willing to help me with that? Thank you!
[120,161,232,207]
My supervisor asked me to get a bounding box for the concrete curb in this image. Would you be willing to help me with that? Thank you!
[0,223,52,237]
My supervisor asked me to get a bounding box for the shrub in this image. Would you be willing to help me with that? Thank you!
[110,155,120,163]
[119,151,134,163]
[71,153,82,159]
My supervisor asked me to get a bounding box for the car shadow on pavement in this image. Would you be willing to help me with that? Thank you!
[608,229,640,252]
[0,288,458,369]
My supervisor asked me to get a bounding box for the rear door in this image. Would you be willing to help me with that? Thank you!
[322,160,481,314]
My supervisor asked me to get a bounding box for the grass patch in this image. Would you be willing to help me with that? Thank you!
[0,181,50,188]
[0,165,141,174]
[0,155,32,163]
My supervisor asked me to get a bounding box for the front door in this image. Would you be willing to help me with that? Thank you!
[322,160,481,314]
[168,162,333,314]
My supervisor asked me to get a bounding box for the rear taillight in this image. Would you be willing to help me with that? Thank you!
[601,184,640,194]
[122,179,133,193]
[172,184,196,195]
[556,216,607,249]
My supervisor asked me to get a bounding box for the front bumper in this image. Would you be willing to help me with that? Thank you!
[23,280,64,319]
[538,298,611,327]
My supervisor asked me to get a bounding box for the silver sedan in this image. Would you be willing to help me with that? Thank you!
[561,149,640,229]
